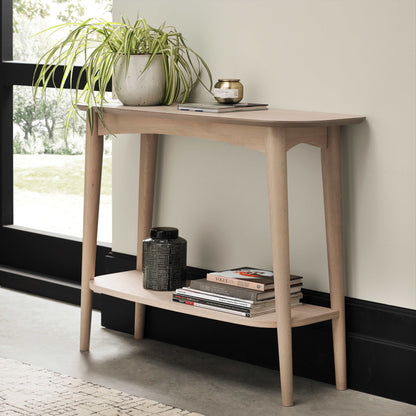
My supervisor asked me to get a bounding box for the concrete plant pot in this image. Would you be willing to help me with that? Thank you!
[113,54,165,106]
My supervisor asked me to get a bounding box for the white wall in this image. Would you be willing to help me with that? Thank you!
[112,0,416,309]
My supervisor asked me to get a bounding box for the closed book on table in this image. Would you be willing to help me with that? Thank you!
[190,278,302,300]
[172,298,274,318]
[206,267,303,291]
[190,279,275,301]
[173,291,303,312]
[172,293,274,313]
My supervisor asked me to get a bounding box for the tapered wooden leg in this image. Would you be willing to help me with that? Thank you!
[321,126,347,390]
[265,128,293,407]
[134,133,159,340]
[134,303,146,340]
[80,114,103,352]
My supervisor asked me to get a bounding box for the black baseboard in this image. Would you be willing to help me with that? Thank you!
[0,265,101,309]
[0,227,110,308]
[0,226,110,284]
[101,251,416,405]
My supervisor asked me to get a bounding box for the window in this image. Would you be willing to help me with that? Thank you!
[0,0,112,284]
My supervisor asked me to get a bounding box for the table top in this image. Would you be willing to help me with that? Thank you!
[78,103,365,128]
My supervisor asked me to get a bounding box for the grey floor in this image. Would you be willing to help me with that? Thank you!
[0,287,414,416]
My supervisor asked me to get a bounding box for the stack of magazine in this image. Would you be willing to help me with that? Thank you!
[172,267,303,318]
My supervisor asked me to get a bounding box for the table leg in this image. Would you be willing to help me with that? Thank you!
[321,126,347,390]
[265,128,293,407]
[80,115,103,352]
[135,133,159,339]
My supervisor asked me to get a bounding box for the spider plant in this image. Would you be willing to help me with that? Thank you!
[33,17,213,133]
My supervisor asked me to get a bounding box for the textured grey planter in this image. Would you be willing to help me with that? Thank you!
[113,54,165,106]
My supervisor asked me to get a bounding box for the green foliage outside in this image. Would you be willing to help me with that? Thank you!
[13,0,112,155]
[13,87,88,154]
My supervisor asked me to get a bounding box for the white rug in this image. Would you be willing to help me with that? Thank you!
[0,357,204,416]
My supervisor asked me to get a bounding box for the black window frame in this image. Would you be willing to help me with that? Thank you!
[0,0,111,287]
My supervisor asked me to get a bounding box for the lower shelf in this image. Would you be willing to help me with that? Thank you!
[90,270,339,329]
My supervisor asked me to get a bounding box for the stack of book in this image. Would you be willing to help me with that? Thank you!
[172,267,303,318]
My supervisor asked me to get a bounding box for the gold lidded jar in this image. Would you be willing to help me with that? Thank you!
[214,79,243,104]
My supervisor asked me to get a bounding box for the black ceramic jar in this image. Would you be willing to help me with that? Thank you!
[142,227,187,291]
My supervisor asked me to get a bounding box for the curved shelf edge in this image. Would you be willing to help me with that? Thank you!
[89,270,339,329]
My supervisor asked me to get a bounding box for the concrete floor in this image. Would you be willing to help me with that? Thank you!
[0,287,414,416]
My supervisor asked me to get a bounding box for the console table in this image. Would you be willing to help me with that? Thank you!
[78,104,365,406]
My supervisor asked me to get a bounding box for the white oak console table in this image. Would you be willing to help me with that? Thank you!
[79,104,365,407]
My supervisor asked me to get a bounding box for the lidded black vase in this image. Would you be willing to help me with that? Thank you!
[142,227,187,291]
